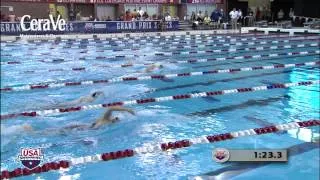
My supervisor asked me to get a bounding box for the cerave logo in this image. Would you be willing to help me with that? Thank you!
[20,15,67,31]
[17,148,44,170]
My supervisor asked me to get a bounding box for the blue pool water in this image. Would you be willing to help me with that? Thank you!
[1,34,319,180]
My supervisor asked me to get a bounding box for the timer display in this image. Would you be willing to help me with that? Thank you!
[213,149,288,163]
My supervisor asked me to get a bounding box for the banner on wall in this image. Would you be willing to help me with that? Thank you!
[182,0,222,3]
[0,21,179,35]
[3,0,180,3]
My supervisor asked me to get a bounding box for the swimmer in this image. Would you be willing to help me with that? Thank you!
[74,91,104,104]
[15,106,135,134]
[50,91,104,109]
[144,64,164,73]
[89,106,135,129]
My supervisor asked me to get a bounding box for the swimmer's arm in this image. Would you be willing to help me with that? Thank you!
[103,106,135,120]
[91,107,135,129]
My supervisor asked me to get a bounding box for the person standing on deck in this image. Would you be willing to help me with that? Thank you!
[229,8,238,29]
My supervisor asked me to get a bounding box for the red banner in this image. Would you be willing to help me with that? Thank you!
[187,0,222,3]
[3,0,180,3]
[92,0,168,3]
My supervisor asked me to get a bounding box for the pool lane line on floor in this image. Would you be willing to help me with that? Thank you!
[197,141,319,179]
[0,80,318,120]
[244,116,291,135]
[1,120,319,179]
[188,95,292,117]
[1,61,318,93]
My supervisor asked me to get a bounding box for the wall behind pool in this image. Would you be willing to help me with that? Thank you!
[0,20,179,36]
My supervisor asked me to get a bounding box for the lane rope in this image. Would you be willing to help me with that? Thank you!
[14,35,318,55]
[2,35,318,55]
[0,33,268,47]
[1,80,318,120]
[1,61,319,93]
[27,33,303,44]
[2,42,319,65]
[78,42,319,60]
[1,119,319,179]
[55,34,316,45]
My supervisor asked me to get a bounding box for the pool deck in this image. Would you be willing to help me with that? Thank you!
[0,27,319,42]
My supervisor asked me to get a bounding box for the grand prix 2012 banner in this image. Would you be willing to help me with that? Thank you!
[1,20,179,35]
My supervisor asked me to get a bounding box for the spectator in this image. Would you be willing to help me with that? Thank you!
[106,16,111,21]
[119,15,124,21]
[136,13,141,20]
[8,12,16,22]
[266,7,271,22]
[132,9,138,19]
[142,12,149,20]
[89,15,94,21]
[165,13,172,21]
[204,14,211,25]
[247,8,254,26]
[237,9,243,25]
[138,7,144,17]
[69,10,75,21]
[256,7,261,21]
[197,11,203,22]
[192,21,199,30]
[219,9,225,23]
[56,11,61,20]
[204,10,208,18]
[229,8,238,29]
[289,8,294,20]
[277,9,284,21]
[76,11,81,21]
[152,14,157,20]
[190,11,196,22]
[125,9,132,21]
[211,9,220,22]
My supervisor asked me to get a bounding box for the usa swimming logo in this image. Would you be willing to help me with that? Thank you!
[18,148,44,170]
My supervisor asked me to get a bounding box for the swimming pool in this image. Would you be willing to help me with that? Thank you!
[1,33,319,180]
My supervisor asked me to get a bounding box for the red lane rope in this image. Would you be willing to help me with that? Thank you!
[2,35,318,65]
[1,119,319,179]
[1,60,319,93]
[0,80,318,120]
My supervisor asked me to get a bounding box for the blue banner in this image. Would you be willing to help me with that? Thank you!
[0,21,179,35]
